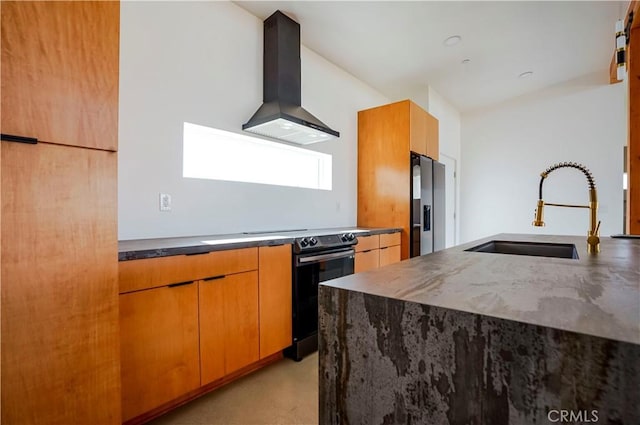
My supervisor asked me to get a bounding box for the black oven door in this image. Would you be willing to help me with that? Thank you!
[288,247,355,360]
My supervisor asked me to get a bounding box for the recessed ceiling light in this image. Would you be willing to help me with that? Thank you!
[519,71,534,79]
[443,35,461,47]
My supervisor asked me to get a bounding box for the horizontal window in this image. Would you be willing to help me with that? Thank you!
[183,122,332,190]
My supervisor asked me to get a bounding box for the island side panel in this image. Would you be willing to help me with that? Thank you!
[318,287,640,425]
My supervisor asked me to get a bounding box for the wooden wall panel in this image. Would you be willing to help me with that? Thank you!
[1,143,120,424]
[629,27,640,234]
[1,1,119,150]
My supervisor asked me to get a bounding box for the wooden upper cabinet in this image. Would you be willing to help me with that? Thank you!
[409,101,439,160]
[409,102,428,156]
[425,111,439,161]
[258,245,292,359]
[1,1,119,151]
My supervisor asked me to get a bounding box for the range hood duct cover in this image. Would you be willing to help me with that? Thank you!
[243,11,339,145]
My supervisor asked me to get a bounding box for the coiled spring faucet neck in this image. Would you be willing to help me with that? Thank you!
[538,162,596,199]
[533,162,601,254]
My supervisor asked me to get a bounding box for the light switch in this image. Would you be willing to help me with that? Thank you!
[159,193,171,211]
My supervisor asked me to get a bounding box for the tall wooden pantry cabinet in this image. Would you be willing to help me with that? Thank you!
[1,2,121,423]
[357,99,439,260]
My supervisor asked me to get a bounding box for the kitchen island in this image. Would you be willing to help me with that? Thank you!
[319,234,640,424]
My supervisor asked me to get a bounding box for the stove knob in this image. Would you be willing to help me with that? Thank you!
[347,233,355,241]
[341,234,349,242]
[309,237,318,246]
[299,238,309,247]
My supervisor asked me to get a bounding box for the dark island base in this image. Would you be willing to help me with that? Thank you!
[319,287,640,425]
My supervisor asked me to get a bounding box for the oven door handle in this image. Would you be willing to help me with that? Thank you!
[296,249,355,265]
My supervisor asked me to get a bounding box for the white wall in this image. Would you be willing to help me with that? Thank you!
[118,2,388,240]
[427,88,462,247]
[460,72,626,243]
[393,86,462,247]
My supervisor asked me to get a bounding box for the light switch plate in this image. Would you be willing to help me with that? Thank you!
[159,193,171,211]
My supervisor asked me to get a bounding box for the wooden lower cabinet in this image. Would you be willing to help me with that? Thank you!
[258,245,292,358]
[354,233,401,273]
[120,283,200,422]
[379,245,401,267]
[355,249,379,273]
[199,271,260,385]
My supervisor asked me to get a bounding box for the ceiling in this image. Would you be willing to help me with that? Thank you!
[235,1,626,113]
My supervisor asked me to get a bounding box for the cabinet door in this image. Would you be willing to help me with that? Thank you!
[409,101,428,156]
[259,245,292,358]
[379,246,402,267]
[1,1,119,150]
[355,250,380,273]
[425,112,439,161]
[120,283,200,422]
[200,272,260,385]
[1,142,120,424]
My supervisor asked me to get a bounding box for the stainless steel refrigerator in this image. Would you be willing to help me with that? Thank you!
[410,153,446,257]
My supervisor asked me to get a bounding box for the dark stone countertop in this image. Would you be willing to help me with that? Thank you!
[321,233,640,345]
[118,227,401,261]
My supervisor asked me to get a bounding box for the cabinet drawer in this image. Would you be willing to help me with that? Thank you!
[379,245,401,267]
[355,250,379,273]
[355,235,379,252]
[380,232,401,248]
[119,247,258,293]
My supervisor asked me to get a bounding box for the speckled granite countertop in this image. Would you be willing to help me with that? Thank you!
[322,233,640,345]
[118,227,401,261]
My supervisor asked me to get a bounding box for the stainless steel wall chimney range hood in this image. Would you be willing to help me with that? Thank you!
[243,11,340,145]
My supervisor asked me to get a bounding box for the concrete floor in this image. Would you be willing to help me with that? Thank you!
[150,353,319,425]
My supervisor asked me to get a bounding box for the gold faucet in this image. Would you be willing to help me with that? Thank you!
[532,162,601,254]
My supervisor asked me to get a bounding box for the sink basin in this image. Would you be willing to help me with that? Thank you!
[465,240,579,259]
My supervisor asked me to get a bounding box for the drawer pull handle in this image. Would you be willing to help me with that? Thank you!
[203,275,226,282]
[185,251,209,256]
[168,280,194,288]
[1,133,38,144]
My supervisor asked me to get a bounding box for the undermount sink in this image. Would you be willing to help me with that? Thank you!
[465,240,579,259]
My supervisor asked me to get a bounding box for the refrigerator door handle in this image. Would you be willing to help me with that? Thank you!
[423,205,431,231]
